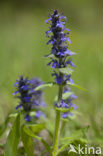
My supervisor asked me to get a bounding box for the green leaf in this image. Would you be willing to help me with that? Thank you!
[67,82,86,91]
[21,125,34,156]
[57,126,89,155]
[54,92,73,102]
[23,126,52,155]
[27,123,45,134]
[9,111,35,118]
[44,119,54,138]
[35,82,55,91]
[0,116,9,138]
[57,141,71,155]
[44,53,55,58]
[61,126,89,143]
[74,138,88,144]
[4,114,20,156]
[29,111,36,117]
[70,51,77,55]
[9,113,18,118]
[62,92,73,100]
[59,68,73,75]
[56,107,73,113]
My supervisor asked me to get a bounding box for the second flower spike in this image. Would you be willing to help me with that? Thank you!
[13,76,45,121]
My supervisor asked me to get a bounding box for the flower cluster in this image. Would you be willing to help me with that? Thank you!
[46,10,77,118]
[13,76,45,121]
[61,87,78,118]
[45,10,75,85]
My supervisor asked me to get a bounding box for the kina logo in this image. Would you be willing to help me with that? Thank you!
[69,144,77,153]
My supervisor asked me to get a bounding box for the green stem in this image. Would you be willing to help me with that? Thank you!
[53,84,63,156]
[60,121,66,136]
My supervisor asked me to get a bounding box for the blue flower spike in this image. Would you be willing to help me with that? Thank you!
[13,76,45,121]
[45,10,77,118]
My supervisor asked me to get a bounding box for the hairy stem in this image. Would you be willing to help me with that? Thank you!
[53,83,63,156]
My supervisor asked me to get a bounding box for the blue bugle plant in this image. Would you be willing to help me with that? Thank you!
[45,10,78,156]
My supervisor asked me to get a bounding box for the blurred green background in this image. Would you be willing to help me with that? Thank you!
[0,0,103,146]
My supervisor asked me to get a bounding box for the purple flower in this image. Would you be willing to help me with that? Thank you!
[46,10,71,58]
[35,111,45,119]
[62,112,68,118]
[61,87,78,118]
[52,72,73,85]
[13,76,45,122]
[45,10,77,116]
[62,112,73,118]
[63,86,70,93]
[60,100,69,108]
[65,58,76,67]
[47,59,59,68]
[70,103,78,110]
[16,104,22,110]
[52,72,63,84]
[45,10,76,85]
[25,114,31,122]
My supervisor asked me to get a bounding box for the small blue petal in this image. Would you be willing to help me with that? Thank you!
[63,87,70,93]
[47,39,52,45]
[62,112,68,118]
[60,16,67,21]
[13,90,19,95]
[56,23,64,29]
[70,103,78,110]
[60,100,69,108]
[65,50,72,56]
[23,96,31,102]
[16,104,21,110]
[70,94,77,99]
[45,18,51,23]
[65,58,76,67]
[70,62,76,68]
[51,60,59,68]
[40,102,46,107]
[25,114,31,122]
[66,37,71,44]
[46,30,52,36]
[47,60,52,66]
[21,85,28,91]
[65,28,70,31]
[33,100,39,106]
[56,76,63,84]
[70,78,74,84]
[13,82,19,87]
[35,111,45,119]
